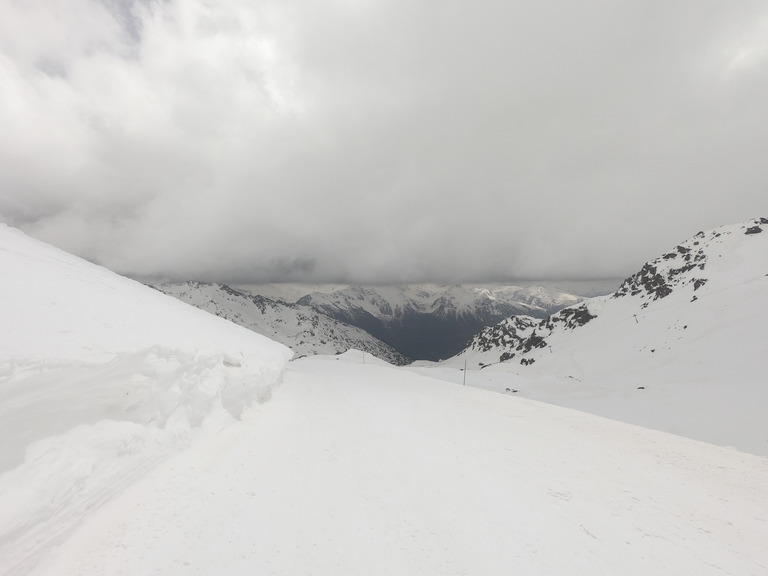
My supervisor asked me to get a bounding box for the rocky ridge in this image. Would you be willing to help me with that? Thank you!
[154,282,410,365]
[457,217,768,367]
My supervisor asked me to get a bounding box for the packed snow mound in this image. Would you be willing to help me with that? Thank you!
[155,281,409,365]
[0,225,292,574]
[447,218,768,455]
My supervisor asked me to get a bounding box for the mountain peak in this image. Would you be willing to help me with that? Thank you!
[455,217,768,368]
[613,217,768,303]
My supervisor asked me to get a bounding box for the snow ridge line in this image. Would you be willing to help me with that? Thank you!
[477,272,768,369]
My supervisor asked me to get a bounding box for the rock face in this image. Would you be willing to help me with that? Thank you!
[295,284,582,361]
[455,217,768,367]
[461,302,598,366]
[154,282,410,365]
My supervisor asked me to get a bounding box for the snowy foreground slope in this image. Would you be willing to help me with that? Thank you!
[32,354,768,576]
[445,218,768,456]
[155,281,409,364]
[0,225,292,574]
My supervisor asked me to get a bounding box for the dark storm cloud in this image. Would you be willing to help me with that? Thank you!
[2,1,768,283]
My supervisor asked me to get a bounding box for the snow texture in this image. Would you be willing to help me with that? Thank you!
[0,225,292,574]
[31,355,768,576]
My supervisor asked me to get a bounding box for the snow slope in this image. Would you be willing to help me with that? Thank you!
[0,225,292,574]
[32,354,768,576]
[446,218,768,455]
[155,281,409,364]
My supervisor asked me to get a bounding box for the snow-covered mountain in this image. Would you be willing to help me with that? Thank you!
[445,217,768,455]
[0,224,291,573]
[295,284,581,361]
[154,281,410,365]
[2,223,768,575]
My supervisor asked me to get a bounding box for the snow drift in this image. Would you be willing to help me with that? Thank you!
[0,224,292,574]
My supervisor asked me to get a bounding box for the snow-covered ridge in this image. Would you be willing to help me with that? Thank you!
[612,216,768,301]
[297,283,581,320]
[0,225,292,573]
[458,217,768,367]
[154,281,410,365]
[445,218,768,455]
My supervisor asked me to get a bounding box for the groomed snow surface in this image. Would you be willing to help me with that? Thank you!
[2,223,768,575]
[30,355,768,575]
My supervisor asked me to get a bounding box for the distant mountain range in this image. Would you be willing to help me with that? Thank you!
[156,282,583,362]
[294,284,581,361]
[153,282,410,365]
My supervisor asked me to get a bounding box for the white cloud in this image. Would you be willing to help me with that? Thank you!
[2,0,768,283]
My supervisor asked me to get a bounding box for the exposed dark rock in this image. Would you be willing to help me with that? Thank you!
[614,263,673,300]
[517,331,547,353]
[693,278,708,291]
[550,304,597,329]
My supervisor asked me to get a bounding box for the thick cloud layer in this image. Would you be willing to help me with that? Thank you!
[2,0,768,283]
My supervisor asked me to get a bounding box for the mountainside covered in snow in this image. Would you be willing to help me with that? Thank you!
[2,223,768,575]
[0,225,292,573]
[295,284,581,360]
[154,282,410,365]
[445,217,768,455]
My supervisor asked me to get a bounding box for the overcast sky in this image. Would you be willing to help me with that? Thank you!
[1,0,767,284]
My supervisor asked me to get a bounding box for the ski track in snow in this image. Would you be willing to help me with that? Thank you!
[32,355,768,576]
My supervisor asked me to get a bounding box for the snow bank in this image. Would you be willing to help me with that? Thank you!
[32,356,768,576]
[0,225,292,574]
